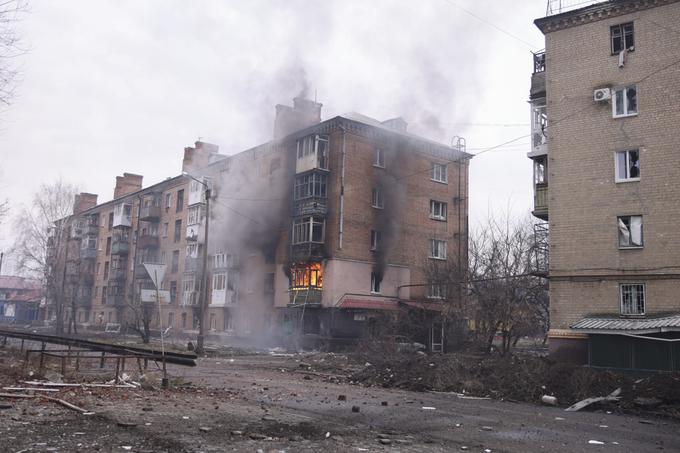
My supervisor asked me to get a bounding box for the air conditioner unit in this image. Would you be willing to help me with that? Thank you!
[593,88,611,102]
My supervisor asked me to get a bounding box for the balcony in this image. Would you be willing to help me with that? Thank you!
[532,184,549,221]
[109,268,127,282]
[184,256,202,273]
[530,51,546,101]
[81,273,94,286]
[530,222,549,277]
[291,242,326,263]
[211,289,236,307]
[139,205,161,221]
[111,236,129,255]
[83,224,99,236]
[182,291,198,306]
[112,203,132,228]
[137,234,159,249]
[186,224,204,243]
[80,247,97,260]
[288,289,322,306]
[292,197,328,217]
[106,294,126,306]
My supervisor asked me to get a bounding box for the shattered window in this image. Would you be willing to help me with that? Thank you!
[611,22,634,54]
[615,149,640,181]
[618,215,643,248]
[613,85,637,117]
[620,283,644,315]
[370,230,381,250]
[370,272,381,294]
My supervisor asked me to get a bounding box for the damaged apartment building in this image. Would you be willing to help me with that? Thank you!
[529,0,680,370]
[47,97,470,351]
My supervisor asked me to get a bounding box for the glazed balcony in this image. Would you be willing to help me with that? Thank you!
[530,51,546,101]
[292,197,328,217]
[532,184,549,221]
[137,234,159,249]
[139,205,161,222]
[80,247,97,260]
[111,236,129,255]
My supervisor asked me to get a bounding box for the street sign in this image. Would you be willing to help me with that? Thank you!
[143,263,166,288]
[140,289,171,304]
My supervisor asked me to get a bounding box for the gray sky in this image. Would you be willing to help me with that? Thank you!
[0,0,547,272]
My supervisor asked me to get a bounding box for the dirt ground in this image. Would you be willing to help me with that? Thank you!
[1,340,680,452]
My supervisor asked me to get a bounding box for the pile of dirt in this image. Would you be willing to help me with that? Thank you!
[350,352,679,418]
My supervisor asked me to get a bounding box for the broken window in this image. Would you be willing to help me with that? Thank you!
[618,215,643,248]
[613,85,637,117]
[296,134,329,170]
[370,272,382,294]
[431,163,448,183]
[370,230,382,251]
[534,157,547,185]
[292,216,325,244]
[294,172,327,200]
[531,104,547,148]
[373,148,385,168]
[290,263,323,290]
[430,200,447,221]
[615,149,640,181]
[611,22,634,54]
[371,187,383,209]
[429,239,447,260]
[620,283,644,315]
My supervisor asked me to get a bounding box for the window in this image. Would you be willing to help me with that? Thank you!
[264,273,275,294]
[103,262,109,280]
[431,163,448,183]
[188,205,203,225]
[96,262,101,276]
[290,264,323,290]
[611,22,634,54]
[370,272,381,294]
[170,281,177,304]
[618,215,643,248]
[168,312,174,328]
[292,216,324,244]
[213,273,226,290]
[428,283,447,299]
[371,187,383,209]
[615,149,640,182]
[165,193,171,209]
[370,230,382,251]
[105,237,111,255]
[373,148,385,168]
[294,173,327,200]
[160,251,166,264]
[613,85,637,118]
[108,212,114,230]
[171,250,180,273]
[429,239,447,260]
[620,283,644,315]
[296,134,329,170]
[176,189,184,213]
[101,286,107,304]
[534,156,547,184]
[174,219,182,243]
[430,200,447,221]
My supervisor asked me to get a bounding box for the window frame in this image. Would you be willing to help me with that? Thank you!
[373,148,385,168]
[292,216,325,245]
[614,149,640,183]
[610,22,634,55]
[427,283,447,299]
[429,239,447,260]
[370,229,382,251]
[370,272,381,294]
[617,215,643,249]
[371,187,384,209]
[620,283,645,316]
[429,200,448,221]
[612,85,638,118]
[431,163,448,184]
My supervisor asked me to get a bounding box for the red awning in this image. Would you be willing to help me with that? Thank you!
[400,301,444,312]
[337,298,401,311]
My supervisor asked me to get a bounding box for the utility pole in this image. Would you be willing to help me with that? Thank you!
[196,186,210,354]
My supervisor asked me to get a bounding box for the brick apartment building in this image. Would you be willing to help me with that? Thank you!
[529,0,680,370]
[0,276,43,324]
[48,98,470,350]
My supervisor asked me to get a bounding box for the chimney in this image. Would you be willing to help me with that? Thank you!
[113,173,143,199]
[73,193,98,215]
[182,141,219,173]
[381,117,408,133]
[273,97,322,139]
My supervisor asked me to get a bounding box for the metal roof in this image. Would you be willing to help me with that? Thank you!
[571,314,680,334]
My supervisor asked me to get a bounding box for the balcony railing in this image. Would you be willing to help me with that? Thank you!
[184,257,202,273]
[83,224,99,236]
[139,205,161,221]
[111,237,129,255]
[533,51,545,73]
[530,222,549,277]
[292,197,328,217]
[137,234,159,249]
[80,247,97,260]
[532,184,549,220]
[110,268,127,282]
[291,242,326,262]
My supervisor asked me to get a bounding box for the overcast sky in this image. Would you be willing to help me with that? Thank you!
[0,0,548,272]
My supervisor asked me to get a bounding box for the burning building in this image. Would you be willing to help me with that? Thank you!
[47,98,470,351]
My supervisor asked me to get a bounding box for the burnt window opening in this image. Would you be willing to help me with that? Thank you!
[296,134,329,170]
[611,22,634,54]
[615,149,640,181]
[290,263,323,290]
[373,148,385,168]
[294,172,327,200]
[292,216,325,244]
[618,215,643,248]
[370,272,382,294]
[620,283,644,315]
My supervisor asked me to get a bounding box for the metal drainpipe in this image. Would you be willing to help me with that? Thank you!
[339,124,347,250]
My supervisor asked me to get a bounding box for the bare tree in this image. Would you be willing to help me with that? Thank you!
[124,301,155,344]
[12,180,77,333]
[0,0,28,106]
[468,214,548,355]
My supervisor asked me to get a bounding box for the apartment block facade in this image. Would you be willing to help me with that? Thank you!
[47,98,470,350]
[529,0,680,370]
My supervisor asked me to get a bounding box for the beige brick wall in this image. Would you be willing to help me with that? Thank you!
[543,2,680,330]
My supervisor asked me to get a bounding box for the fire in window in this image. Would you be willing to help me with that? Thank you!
[290,263,323,290]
